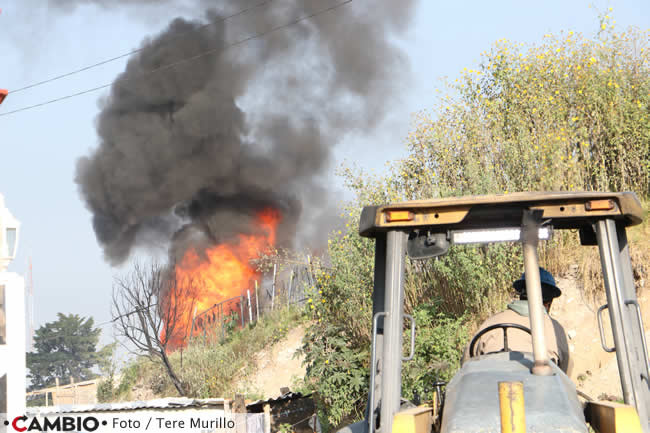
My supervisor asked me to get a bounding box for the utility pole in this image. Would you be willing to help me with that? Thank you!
[27,257,34,352]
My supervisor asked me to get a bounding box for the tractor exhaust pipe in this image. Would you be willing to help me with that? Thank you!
[521,209,554,376]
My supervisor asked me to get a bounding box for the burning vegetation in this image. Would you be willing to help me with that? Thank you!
[73,0,415,350]
[166,208,280,349]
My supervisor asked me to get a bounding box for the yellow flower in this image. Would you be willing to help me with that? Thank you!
[325,360,329,364]
[308,298,313,303]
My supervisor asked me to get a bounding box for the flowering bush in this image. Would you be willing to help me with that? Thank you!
[404,17,649,197]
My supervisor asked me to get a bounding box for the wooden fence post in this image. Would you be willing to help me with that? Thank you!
[287,269,294,305]
[247,290,253,324]
[263,403,271,433]
[234,394,247,433]
[255,280,260,321]
[189,306,198,341]
[271,263,277,310]
[240,296,245,328]
[220,303,225,342]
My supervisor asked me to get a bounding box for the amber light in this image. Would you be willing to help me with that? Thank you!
[586,199,615,211]
[385,210,414,222]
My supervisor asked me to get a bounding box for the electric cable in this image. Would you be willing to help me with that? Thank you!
[0,0,352,118]
[7,0,277,95]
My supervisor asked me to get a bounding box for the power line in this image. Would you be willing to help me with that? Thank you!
[30,304,160,345]
[0,0,352,118]
[97,303,159,328]
[7,0,277,95]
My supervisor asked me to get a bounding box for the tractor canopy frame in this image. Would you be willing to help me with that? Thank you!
[354,191,649,433]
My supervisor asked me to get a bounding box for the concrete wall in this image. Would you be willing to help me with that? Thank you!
[52,382,98,406]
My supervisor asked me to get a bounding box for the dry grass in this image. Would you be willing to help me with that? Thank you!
[113,306,305,401]
[577,201,650,305]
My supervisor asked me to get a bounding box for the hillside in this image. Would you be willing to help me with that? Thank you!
[108,307,306,402]
[552,271,649,401]
[235,326,307,399]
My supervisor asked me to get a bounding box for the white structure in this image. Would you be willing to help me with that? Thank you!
[0,193,26,419]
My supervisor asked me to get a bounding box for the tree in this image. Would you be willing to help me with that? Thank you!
[27,314,112,391]
[112,261,199,396]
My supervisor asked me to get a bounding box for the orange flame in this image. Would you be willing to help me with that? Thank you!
[163,208,280,349]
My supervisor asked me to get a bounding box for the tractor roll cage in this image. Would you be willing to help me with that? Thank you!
[357,192,650,433]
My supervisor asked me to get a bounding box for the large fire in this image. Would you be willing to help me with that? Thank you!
[162,208,280,349]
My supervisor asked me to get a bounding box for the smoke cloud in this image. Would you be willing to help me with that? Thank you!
[74,0,416,265]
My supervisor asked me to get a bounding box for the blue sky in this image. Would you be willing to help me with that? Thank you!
[0,0,647,347]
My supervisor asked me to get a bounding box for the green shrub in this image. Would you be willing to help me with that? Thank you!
[114,360,142,400]
[96,377,115,403]
[401,304,468,402]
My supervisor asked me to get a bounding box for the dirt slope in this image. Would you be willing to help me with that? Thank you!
[551,268,650,400]
[236,326,307,399]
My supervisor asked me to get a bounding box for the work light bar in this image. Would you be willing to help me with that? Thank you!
[451,227,552,245]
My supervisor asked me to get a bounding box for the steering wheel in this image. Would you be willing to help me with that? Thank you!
[468,323,532,358]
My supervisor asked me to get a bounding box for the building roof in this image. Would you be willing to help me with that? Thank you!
[27,397,227,415]
[27,392,311,415]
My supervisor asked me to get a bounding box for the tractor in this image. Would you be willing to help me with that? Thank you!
[338,191,650,433]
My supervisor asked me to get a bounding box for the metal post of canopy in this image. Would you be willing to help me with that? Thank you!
[617,224,650,392]
[596,219,650,433]
[521,210,553,376]
[597,220,635,402]
[378,230,407,433]
[367,233,386,433]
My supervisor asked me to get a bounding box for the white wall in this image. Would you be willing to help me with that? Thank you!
[0,272,26,418]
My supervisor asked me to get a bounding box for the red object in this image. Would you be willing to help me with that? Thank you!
[0,89,8,105]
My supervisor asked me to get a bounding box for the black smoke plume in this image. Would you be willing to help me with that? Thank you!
[74,0,416,265]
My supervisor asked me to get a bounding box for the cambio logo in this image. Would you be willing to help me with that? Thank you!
[4,416,103,431]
